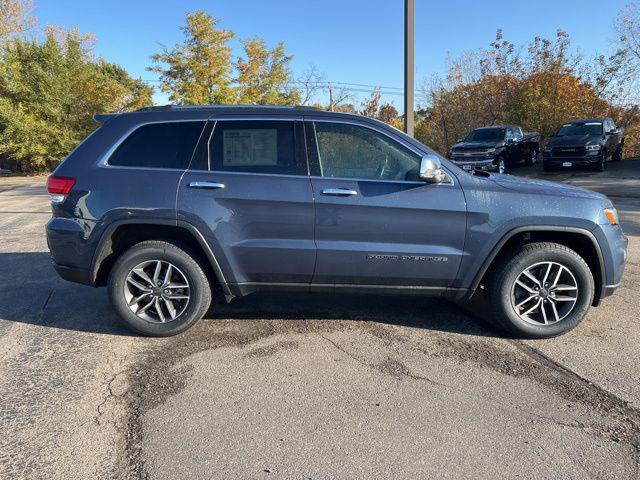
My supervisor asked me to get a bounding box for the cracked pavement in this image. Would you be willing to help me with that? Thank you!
[1,161,639,479]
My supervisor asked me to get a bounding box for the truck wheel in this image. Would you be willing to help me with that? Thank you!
[526,149,538,166]
[593,153,605,172]
[542,162,554,172]
[108,240,211,336]
[612,145,623,162]
[485,242,594,338]
[496,156,506,174]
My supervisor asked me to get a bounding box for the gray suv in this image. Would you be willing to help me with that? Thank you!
[45,106,627,338]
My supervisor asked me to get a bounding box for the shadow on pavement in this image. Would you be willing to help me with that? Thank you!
[0,252,496,338]
[0,252,133,336]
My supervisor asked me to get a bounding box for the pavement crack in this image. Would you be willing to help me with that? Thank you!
[38,287,55,317]
[511,340,640,449]
[318,333,448,387]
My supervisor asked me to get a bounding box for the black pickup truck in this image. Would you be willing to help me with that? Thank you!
[542,118,624,172]
[449,125,540,174]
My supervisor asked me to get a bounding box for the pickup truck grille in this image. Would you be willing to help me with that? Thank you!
[550,147,586,157]
[452,156,489,163]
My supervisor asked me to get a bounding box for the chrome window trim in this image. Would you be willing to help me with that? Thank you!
[97,119,209,169]
[306,117,455,186]
[185,169,314,180]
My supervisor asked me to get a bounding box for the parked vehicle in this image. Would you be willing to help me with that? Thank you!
[543,118,624,172]
[449,125,540,173]
[46,106,627,338]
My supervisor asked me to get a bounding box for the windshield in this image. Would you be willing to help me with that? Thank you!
[556,123,602,136]
[465,128,505,142]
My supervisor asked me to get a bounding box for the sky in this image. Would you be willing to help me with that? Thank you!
[33,0,631,109]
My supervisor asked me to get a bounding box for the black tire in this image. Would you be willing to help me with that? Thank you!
[485,242,594,338]
[593,153,605,172]
[525,149,538,166]
[542,162,554,172]
[108,240,211,336]
[496,156,506,174]
[612,145,623,162]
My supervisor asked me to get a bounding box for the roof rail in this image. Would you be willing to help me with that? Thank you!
[135,104,321,112]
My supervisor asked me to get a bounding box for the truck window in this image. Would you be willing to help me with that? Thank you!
[205,120,303,176]
[108,122,206,169]
[311,122,421,181]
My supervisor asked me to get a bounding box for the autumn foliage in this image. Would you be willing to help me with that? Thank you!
[415,30,640,157]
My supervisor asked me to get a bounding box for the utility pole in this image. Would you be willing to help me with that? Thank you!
[404,0,415,137]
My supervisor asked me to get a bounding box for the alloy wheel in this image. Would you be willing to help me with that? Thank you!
[498,158,505,174]
[510,261,578,326]
[123,260,190,323]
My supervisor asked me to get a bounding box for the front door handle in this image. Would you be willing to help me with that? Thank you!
[188,181,225,189]
[321,188,357,196]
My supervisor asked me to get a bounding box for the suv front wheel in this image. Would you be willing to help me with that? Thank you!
[108,240,211,336]
[486,242,594,338]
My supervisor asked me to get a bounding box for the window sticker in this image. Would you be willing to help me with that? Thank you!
[223,129,278,166]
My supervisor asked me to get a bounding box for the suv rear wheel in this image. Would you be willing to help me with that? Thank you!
[486,242,594,338]
[108,240,211,336]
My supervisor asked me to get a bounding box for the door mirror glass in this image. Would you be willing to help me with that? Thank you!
[419,154,447,184]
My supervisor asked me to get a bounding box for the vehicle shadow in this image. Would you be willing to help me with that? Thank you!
[206,291,498,338]
[0,252,499,338]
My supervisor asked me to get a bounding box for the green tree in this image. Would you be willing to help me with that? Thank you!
[0,27,152,172]
[149,11,235,104]
[236,38,300,104]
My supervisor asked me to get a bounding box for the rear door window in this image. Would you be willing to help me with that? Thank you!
[200,120,304,175]
[108,122,206,169]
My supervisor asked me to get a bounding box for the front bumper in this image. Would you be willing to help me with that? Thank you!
[542,154,600,168]
[592,223,628,303]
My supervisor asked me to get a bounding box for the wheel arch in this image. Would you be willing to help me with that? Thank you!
[91,219,233,300]
[470,226,605,306]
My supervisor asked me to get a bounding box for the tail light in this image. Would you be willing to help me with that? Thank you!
[46,175,76,205]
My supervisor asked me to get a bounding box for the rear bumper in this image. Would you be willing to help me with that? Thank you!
[46,216,99,286]
[53,264,93,286]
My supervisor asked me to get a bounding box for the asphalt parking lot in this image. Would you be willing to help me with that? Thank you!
[1,160,639,479]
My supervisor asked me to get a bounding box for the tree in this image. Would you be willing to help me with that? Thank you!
[326,83,352,111]
[0,27,152,172]
[615,2,640,65]
[236,38,300,105]
[0,0,34,45]
[377,103,399,123]
[149,11,235,104]
[360,88,381,117]
[297,64,324,105]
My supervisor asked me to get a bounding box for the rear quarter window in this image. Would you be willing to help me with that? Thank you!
[108,121,206,169]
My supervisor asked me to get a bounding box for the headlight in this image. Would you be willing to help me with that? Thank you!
[543,146,552,152]
[604,208,619,225]
[486,148,496,155]
[586,144,601,152]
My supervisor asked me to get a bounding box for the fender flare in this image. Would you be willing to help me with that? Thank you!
[90,218,233,299]
[468,225,606,302]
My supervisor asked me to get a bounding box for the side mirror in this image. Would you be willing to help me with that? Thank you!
[419,154,447,184]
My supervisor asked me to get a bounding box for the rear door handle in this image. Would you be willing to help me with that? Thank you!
[188,181,225,189]
[321,188,357,196]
